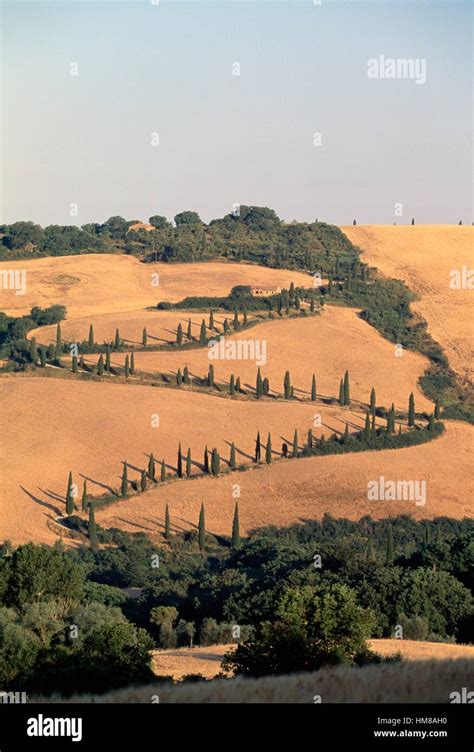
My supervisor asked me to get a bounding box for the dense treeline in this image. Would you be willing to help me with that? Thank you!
[0,305,66,365]
[0,514,471,691]
[0,207,358,274]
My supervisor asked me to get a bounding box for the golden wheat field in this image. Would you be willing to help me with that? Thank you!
[150,640,474,680]
[342,225,474,385]
[77,306,432,412]
[38,656,474,704]
[0,254,311,317]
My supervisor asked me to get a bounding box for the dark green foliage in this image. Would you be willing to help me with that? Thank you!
[164,504,171,540]
[66,472,75,515]
[187,318,192,340]
[386,525,394,565]
[209,310,214,329]
[121,463,128,497]
[55,323,61,353]
[88,325,94,352]
[370,388,376,413]
[140,470,147,492]
[256,367,263,398]
[311,374,317,401]
[105,346,111,372]
[235,376,241,392]
[81,480,88,512]
[176,323,183,346]
[229,374,235,396]
[343,370,350,405]
[88,502,98,548]
[186,449,192,478]
[142,327,148,346]
[148,454,155,482]
[130,351,135,375]
[292,429,298,457]
[207,364,214,387]
[199,320,207,345]
[408,392,415,427]
[124,355,130,378]
[363,412,371,442]
[177,444,183,478]
[198,504,206,550]
[203,447,210,474]
[265,433,272,464]
[183,365,190,384]
[160,460,166,482]
[97,354,104,376]
[39,348,46,368]
[72,355,78,373]
[230,443,236,470]
[434,398,441,420]
[232,504,240,549]
[30,336,38,364]
[284,370,291,399]
[307,428,313,448]
[114,329,120,349]
[211,448,220,476]
[339,379,344,406]
[255,431,261,463]
[176,368,183,386]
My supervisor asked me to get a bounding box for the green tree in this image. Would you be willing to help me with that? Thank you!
[88,502,98,548]
[160,460,166,482]
[183,365,190,384]
[339,379,344,406]
[176,323,183,346]
[140,470,147,492]
[307,428,313,448]
[211,448,220,476]
[204,447,210,474]
[428,413,435,431]
[256,367,263,399]
[124,355,130,378]
[343,423,350,445]
[265,433,272,464]
[121,463,128,497]
[130,351,135,375]
[30,336,38,364]
[187,318,192,340]
[56,323,62,353]
[232,503,240,549]
[186,448,192,478]
[142,327,148,346]
[235,376,241,392]
[97,354,104,376]
[408,393,415,427]
[199,320,207,345]
[164,504,171,540]
[88,325,94,352]
[72,354,78,373]
[311,374,317,401]
[434,398,441,420]
[230,374,236,396]
[177,444,183,478]
[363,412,371,442]
[255,431,261,463]
[81,480,88,511]
[207,364,215,387]
[148,454,156,482]
[292,429,298,457]
[39,348,46,368]
[114,328,121,349]
[343,370,350,405]
[209,310,214,329]
[385,525,394,565]
[230,442,236,470]
[105,346,111,373]
[284,371,291,399]
[177,368,183,386]
[6,543,86,607]
[198,504,206,550]
[370,388,376,414]
[65,472,75,515]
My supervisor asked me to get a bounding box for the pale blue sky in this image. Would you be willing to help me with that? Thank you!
[1,0,472,225]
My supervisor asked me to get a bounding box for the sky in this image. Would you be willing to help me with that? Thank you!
[1,0,472,226]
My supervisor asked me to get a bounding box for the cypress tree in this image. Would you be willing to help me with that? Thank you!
[295,291,301,309]
[389,403,396,433]
[121,462,128,497]
[371,410,376,432]
[148,453,156,481]
[339,379,344,406]
[385,524,394,564]
[230,374,235,396]
[408,392,415,427]
[161,460,166,482]
[343,423,350,445]
[423,521,431,546]
[177,368,183,386]
[140,470,147,492]
[176,323,183,346]
[124,355,130,378]
[209,309,214,329]
[199,319,207,345]
[142,327,148,346]
[130,350,135,375]
[105,346,111,372]
[235,376,241,392]
[256,367,263,398]
[310,297,315,313]
[204,446,210,474]
[265,433,272,464]
[255,431,261,463]
[230,442,236,470]
[343,370,350,405]
[263,377,269,396]
[114,328,121,349]
[370,388,376,414]
[289,281,295,305]
[164,504,171,540]
[207,364,214,387]
[39,347,46,368]
[232,503,240,549]
[56,323,62,353]
[284,370,291,399]
[177,444,183,478]
[311,374,317,401]
[292,429,298,457]
[72,355,78,373]
[186,448,192,477]
[81,480,88,511]
[65,472,74,515]
[97,354,104,376]
[198,504,206,550]
[187,318,192,340]
[211,448,220,476]
[307,428,313,448]
[88,324,94,352]
[411,217,415,226]
[88,501,97,548]
[434,398,441,420]
[183,365,189,384]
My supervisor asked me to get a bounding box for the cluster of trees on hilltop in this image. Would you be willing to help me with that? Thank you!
[0,305,66,366]
[1,515,471,692]
[0,207,359,274]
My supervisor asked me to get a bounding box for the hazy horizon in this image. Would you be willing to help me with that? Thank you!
[1,0,472,227]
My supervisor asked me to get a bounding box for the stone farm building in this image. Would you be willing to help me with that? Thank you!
[250,285,282,297]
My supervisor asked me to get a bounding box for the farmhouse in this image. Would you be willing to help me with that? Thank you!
[250,284,281,297]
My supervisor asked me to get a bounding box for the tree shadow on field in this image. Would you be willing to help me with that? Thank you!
[224,440,253,462]
[114,517,155,532]
[79,474,117,496]
[21,486,63,517]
